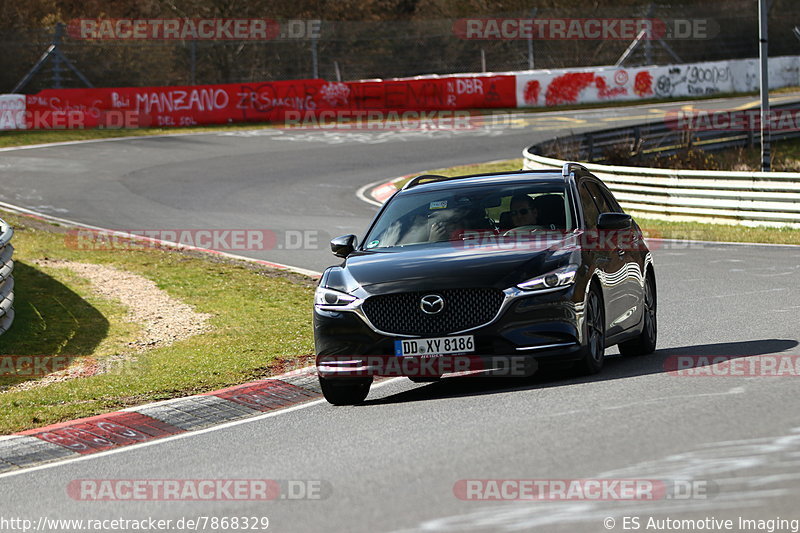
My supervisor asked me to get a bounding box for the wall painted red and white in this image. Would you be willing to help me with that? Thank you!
[2,56,799,130]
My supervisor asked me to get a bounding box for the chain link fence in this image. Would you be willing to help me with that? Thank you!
[2,1,800,93]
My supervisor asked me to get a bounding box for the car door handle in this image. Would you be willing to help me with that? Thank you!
[617,249,626,257]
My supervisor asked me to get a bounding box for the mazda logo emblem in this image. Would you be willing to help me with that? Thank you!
[420,294,445,315]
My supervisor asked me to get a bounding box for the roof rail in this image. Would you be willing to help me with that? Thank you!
[561,162,588,179]
[401,174,451,190]
[402,168,571,191]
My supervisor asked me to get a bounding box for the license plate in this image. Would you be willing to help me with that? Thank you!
[394,335,475,357]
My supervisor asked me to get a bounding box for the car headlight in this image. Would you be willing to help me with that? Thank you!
[315,286,358,307]
[517,264,578,291]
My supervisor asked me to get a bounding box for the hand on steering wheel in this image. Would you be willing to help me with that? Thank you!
[502,225,542,237]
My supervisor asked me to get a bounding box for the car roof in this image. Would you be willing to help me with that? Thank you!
[398,169,566,194]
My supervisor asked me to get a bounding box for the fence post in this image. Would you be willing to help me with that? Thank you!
[311,37,319,78]
[51,23,64,88]
[190,39,197,85]
[586,133,594,162]
[11,22,93,92]
[644,3,654,65]
[527,8,537,69]
[759,0,771,171]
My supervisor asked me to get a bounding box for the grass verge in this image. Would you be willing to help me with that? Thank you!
[393,158,526,189]
[0,210,316,434]
[0,122,281,148]
[390,159,800,245]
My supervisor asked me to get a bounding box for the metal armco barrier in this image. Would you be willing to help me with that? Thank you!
[0,218,15,335]
[524,105,800,228]
[529,103,800,164]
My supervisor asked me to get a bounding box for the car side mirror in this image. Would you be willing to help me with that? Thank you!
[597,213,632,231]
[330,234,358,258]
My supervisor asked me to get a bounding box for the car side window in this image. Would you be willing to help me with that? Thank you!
[592,182,625,214]
[585,181,614,214]
[578,182,600,229]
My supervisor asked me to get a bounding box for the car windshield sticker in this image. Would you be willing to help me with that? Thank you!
[430,200,448,210]
[366,240,380,248]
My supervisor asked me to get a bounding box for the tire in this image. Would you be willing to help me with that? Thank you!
[408,375,442,383]
[618,273,657,357]
[574,284,605,375]
[319,376,372,405]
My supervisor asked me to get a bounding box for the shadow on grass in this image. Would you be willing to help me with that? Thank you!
[0,262,109,388]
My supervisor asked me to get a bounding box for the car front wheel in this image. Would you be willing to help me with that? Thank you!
[319,376,372,405]
[408,375,442,383]
[574,284,605,375]
[618,274,657,356]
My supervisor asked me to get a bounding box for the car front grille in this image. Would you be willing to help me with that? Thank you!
[361,288,505,336]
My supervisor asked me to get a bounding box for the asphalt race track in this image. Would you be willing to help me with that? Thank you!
[1,95,800,532]
[3,94,798,272]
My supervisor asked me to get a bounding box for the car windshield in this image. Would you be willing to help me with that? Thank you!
[363,181,573,249]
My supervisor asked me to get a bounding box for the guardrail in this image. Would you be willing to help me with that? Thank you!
[531,103,800,163]
[524,103,800,228]
[0,218,14,335]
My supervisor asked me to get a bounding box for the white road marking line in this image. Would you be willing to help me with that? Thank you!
[356,178,395,207]
[0,200,321,278]
[0,131,223,152]
[0,377,406,479]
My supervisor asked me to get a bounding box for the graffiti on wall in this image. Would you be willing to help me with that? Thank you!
[653,65,733,97]
[513,57,785,108]
[16,74,516,129]
[519,68,652,107]
[7,56,800,129]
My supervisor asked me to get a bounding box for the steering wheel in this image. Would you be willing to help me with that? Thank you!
[502,225,545,237]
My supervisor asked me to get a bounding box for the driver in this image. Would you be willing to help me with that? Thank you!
[509,194,539,228]
[428,207,466,242]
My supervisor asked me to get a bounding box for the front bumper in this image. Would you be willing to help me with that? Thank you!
[314,287,583,378]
